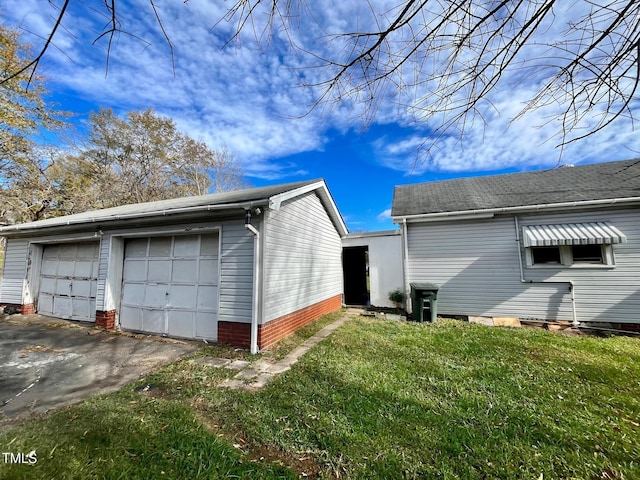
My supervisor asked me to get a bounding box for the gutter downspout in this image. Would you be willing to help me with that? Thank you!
[402,218,410,313]
[245,209,260,354]
[514,216,578,326]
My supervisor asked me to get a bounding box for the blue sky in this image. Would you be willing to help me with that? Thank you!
[3,1,640,232]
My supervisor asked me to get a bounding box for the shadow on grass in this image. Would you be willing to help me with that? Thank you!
[212,320,640,479]
[0,391,296,480]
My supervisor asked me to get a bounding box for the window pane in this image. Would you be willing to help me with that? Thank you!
[531,247,561,264]
[572,244,604,264]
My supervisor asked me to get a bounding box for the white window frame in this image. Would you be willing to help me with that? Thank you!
[525,244,615,268]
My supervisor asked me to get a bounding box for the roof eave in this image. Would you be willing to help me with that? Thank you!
[392,196,640,223]
[0,199,269,236]
[269,180,349,237]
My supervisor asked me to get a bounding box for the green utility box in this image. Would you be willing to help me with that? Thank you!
[410,282,439,322]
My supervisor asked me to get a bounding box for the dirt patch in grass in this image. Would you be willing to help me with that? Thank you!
[247,444,327,479]
[191,401,329,479]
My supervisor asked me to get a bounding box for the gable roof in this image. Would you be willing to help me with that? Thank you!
[1,179,348,236]
[392,159,640,219]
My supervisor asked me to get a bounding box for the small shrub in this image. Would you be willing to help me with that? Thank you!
[388,289,406,306]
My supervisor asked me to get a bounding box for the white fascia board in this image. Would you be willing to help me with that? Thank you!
[269,181,349,237]
[392,196,640,224]
[268,182,325,210]
[344,229,401,239]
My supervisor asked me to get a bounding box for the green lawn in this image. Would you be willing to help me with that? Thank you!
[1,317,639,479]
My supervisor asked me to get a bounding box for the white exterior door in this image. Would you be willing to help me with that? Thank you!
[120,234,219,340]
[37,242,99,322]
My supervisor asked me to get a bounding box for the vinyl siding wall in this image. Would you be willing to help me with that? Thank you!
[218,220,254,324]
[406,207,640,324]
[262,192,343,323]
[0,238,29,304]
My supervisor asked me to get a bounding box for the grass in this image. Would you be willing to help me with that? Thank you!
[1,316,639,479]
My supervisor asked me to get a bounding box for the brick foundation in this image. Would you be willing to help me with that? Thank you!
[95,310,117,330]
[217,294,343,350]
[619,323,640,334]
[259,294,342,350]
[218,321,251,348]
[1,303,35,315]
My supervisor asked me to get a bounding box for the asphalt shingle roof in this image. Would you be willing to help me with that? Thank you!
[0,179,322,233]
[392,159,640,217]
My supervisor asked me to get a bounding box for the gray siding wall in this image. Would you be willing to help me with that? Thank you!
[0,238,29,304]
[219,220,254,324]
[263,192,343,323]
[406,207,640,323]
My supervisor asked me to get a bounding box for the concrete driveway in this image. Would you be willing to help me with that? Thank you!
[0,316,196,427]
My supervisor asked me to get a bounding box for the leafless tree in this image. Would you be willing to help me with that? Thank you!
[3,1,639,153]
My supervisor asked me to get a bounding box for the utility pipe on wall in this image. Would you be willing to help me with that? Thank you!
[514,216,578,326]
[245,209,261,354]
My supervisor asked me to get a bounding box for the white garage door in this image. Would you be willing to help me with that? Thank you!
[38,242,99,322]
[120,234,219,340]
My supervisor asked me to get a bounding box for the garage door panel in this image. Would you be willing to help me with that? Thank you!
[42,259,58,276]
[72,279,92,298]
[149,237,171,256]
[58,260,76,277]
[199,259,219,283]
[167,311,194,338]
[142,309,164,334]
[196,312,217,339]
[39,294,53,314]
[123,259,147,282]
[71,298,91,320]
[197,286,218,310]
[173,236,199,257]
[169,285,196,309]
[121,306,142,330]
[53,297,72,318]
[122,283,144,304]
[200,235,219,256]
[144,284,167,307]
[74,260,94,277]
[76,243,96,257]
[40,277,56,294]
[148,260,171,282]
[172,259,197,282]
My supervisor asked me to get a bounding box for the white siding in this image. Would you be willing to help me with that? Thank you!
[263,192,343,323]
[0,238,29,304]
[406,207,640,324]
[219,220,254,324]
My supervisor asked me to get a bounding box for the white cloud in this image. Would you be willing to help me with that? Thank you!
[377,209,392,221]
[3,0,639,179]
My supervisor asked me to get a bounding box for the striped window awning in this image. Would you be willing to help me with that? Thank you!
[522,222,627,247]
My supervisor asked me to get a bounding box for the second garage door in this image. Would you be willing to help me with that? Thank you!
[120,233,219,340]
[38,242,99,322]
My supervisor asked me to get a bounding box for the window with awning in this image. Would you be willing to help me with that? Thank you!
[523,222,626,267]
[522,222,627,248]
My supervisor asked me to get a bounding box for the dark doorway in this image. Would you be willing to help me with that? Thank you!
[343,246,370,305]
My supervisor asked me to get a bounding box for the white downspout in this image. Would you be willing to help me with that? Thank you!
[245,209,260,354]
[514,216,578,326]
[402,217,410,313]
